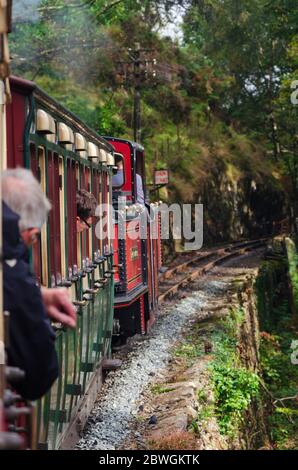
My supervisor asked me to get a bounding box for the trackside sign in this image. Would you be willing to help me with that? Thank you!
[154,169,169,185]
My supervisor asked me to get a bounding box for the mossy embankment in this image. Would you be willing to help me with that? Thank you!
[256,237,298,449]
[144,240,298,450]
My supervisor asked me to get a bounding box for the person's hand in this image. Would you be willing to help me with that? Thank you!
[41,287,77,329]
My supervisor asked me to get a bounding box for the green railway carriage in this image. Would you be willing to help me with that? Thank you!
[5,76,115,449]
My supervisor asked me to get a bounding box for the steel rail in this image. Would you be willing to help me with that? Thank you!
[158,239,268,303]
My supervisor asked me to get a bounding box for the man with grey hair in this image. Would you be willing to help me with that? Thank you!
[2,168,51,246]
[2,168,76,400]
[1,168,76,328]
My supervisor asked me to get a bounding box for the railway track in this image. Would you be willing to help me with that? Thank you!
[79,238,269,450]
[64,239,269,449]
[158,238,269,303]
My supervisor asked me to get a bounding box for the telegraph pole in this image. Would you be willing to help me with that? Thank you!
[117,43,156,144]
[133,43,141,143]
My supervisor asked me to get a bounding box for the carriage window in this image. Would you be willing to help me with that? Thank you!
[112,153,125,188]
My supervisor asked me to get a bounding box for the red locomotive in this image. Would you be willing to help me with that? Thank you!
[107,137,162,342]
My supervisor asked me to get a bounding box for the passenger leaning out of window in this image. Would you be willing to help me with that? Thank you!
[1,168,76,400]
[76,189,97,233]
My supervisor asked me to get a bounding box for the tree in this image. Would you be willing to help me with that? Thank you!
[182,0,298,229]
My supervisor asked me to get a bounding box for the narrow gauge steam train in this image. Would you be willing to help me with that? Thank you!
[107,136,162,341]
[0,75,161,450]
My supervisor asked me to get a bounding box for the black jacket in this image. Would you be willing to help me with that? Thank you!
[2,202,59,400]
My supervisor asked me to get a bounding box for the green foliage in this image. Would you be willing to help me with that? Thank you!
[208,308,260,437]
[255,258,288,330]
[197,389,208,402]
[183,0,297,127]
[151,385,175,394]
[35,75,126,135]
[191,404,214,430]
[259,332,297,390]
[10,0,293,219]
[256,247,298,449]
[285,239,298,312]
[224,307,245,334]
[269,409,298,449]
[173,309,261,439]
[276,407,298,416]
[174,334,204,362]
[211,363,259,436]
[182,0,298,221]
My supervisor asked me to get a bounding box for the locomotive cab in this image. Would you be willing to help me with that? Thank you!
[106,137,160,342]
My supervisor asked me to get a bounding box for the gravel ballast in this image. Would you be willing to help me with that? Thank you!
[77,280,227,450]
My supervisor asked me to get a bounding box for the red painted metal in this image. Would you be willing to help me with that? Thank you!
[108,140,133,202]
[29,143,42,284]
[66,159,78,269]
[125,220,142,291]
[102,171,109,254]
[91,169,100,254]
[153,238,159,303]
[146,212,160,310]
[6,90,26,168]
[113,224,120,283]
[147,226,153,307]
[157,212,162,270]
[54,155,62,279]
[78,164,91,261]
[47,151,62,282]
[6,78,36,168]
[84,166,91,259]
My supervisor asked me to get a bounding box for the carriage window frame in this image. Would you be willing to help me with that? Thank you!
[112,152,126,189]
